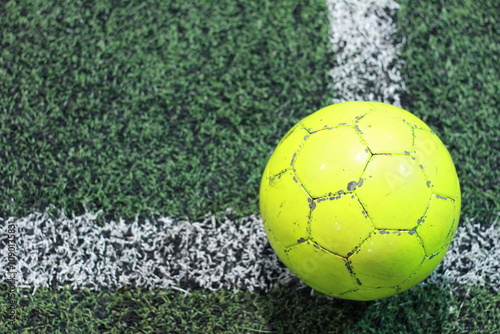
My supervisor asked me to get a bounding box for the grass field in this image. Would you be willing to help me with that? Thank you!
[0,0,334,220]
[2,283,498,333]
[1,0,498,333]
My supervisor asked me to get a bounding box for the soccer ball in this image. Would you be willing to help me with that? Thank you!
[260,101,461,301]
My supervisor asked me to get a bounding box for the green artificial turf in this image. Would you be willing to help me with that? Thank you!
[1,0,496,223]
[0,0,333,220]
[1,284,498,334]
[397,0,499,224]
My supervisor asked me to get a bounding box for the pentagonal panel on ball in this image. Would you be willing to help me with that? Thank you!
[294,127,371,198]
[265,125,311,177]
[417,194,456,255]
[260,170,311,248]
[349,231,425,288]
[413,129,459,199]
[357,155,432,230]
[339,287,398,301]
[286,242,359,296]
[397,245,448,294]
[367,102,432,131]
[310,195,374,257]
[355,111,414,155]
[299,101,375,132]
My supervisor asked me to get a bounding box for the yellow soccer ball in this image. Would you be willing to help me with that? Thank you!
[260,101,461,301]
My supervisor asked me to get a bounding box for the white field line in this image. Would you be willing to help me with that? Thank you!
[327,0,405,106]
[0,210,498,292]
[0,210,294,292]
[426,218,500,290]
